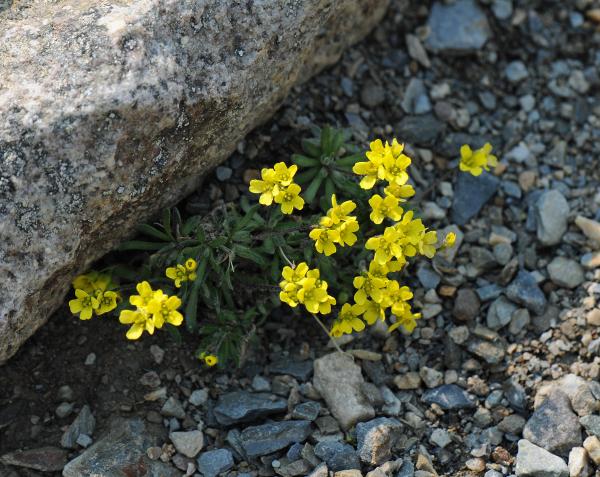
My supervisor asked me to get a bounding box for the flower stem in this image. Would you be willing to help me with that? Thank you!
[311,313,345,355]
[278,246,295,268]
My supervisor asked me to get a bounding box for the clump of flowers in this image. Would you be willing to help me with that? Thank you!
[69,272,118,320]
[459,142,498,176]
[166,258,198,288]
[118,281,183,340]
[253,138,457,339]
[249,162,304,214]
[70,126,490,367]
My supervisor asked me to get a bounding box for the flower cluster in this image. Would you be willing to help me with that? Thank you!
[279,138,456,337]
[249,162,304,214]
[279,262,336,314]
[166,258,198,288]
[69,272,118,320]
[118,281,183,340]
[459,143,498,176]
[308,195,359,256]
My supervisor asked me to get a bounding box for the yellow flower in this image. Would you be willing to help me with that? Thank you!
[297,277,330,314]
[442,232,456,248]
[274,183,304,214]
[147,295,184,328]
[330,303,366,337]
[335,219,359,247]
[382,280,414,317]
[272,162,298,186]
[459,143,498,176]
[368,194,403,224]
[72,272,111,294]
[249,168,278,205]
[319,295,337,315]
[365,226,404,265]
[368,260,402,279]
[309,227,340,256]
[419,230,438,258]
[389,305,421,333]
[119,309,155,340]
[166,258,198,288]
[384,183,415,201]
[96,290,118,316]
[360,299,388,325]
[327,194,357,224]
[391,211,425,257]
[204,354,218,367]
[353,272,386,305]
[129,281,156,308]
[380,145,411,185]
[69,289,100,320]
[353,139,386,189]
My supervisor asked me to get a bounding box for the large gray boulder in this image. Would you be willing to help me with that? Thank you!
[0,0,389,363]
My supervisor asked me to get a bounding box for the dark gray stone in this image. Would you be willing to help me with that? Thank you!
[452,172,500,225]
[356,417,402,465]
[239,420,312,458]
[269,360,314,381]
[214,391,287,426]
[421,384,476,410]
[197,449,234,477]
[63,418,178,477]
[506,271,547,315]
[60,405,96,449]
[292,401,320,421]
[426,0,491,52]
[396,114,444,146]
[580,415,600,438]
[523,390,582,455]
[396,459,415,477]
[314,441,360,472]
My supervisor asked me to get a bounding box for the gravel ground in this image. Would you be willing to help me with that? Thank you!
[2,1,600,476]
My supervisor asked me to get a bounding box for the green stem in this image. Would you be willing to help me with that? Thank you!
[311,313,346,355]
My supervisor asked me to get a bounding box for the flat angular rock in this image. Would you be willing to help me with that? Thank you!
[523,390,582,455]
[60,405,96,449]
[452,172,500,225]
[0,446,67,472]
[421,384,476,410]
[515,439,568,477]
[506,270,547,315]
[169,430,204,458]
[313,352,375,430]
[196,449,234,477]
[426,0,492,53]
[239,420,312,458]
[214,391,287,426]
[0,0,390,364]
[269,359,314,381]
[314,441,360,472]
[62,418,178,477]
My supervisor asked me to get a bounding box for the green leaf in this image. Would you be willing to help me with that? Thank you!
[301,138,322,158]
[162,209,173,239]
[165,324,183,344]
[303,171,326,204]
[320,126,333,154]
[324,177,336,201]
[209,237,228,248]
[235,204,259,231]
[185,282,200,332]
[136,224,171,241]
[117,240,165,251]
[263,236,275,254]
[236,246,268,268]
[291,154,319,167]
[336,152,364,167]
[331,128,347,153]
[295,167,320,186]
